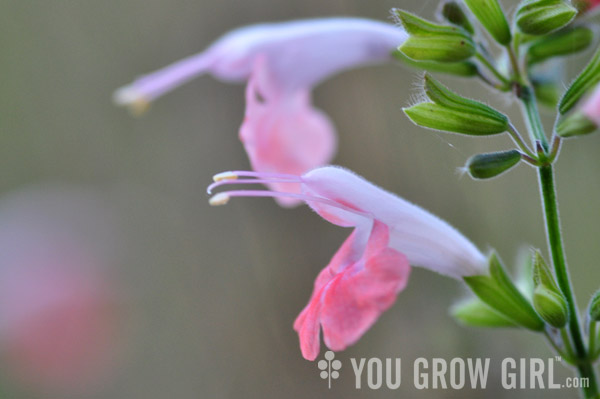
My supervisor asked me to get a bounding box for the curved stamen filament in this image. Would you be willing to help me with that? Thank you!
[207,178,302,194]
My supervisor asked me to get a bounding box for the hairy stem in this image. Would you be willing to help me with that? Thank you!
[538,165,599,397]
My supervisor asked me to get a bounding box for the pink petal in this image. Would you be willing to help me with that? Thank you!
[293,282,327,361]
[239,58,336,207]
[320,222,409,351]
[294,221,410,360]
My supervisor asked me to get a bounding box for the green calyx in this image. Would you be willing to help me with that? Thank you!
[439,1,475,34]
[532,250,569,328]
[555,112,597,138]
[392,50,478,77]
[559,46,600,114]
[452,297,518,328]
[464,253,545,331]
[403,73,508,135]
[466,150,522,179]
[516,0,578,36]
[463,0,511,45]
[528,27,593,65]
[393,9,476,62]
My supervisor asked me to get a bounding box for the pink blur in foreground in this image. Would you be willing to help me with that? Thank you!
[208,166,487,360]
[0,186,120,393]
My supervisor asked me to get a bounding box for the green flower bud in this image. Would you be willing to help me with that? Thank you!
[533,286,569,328]
[452,297,518,328]
[403,74,509,135]
[466,150,522,179]
[516,0,578,36]
[559,46,600,114]
[532,251,556,288]
[439,1,475,34]
[464,252,545,331]
[392,50,478,76]
[404,103,509,135]
[528,27,593,65]
[393,9,476,62]
[588,291,600,321]
[464,0,511,45]
[531,250,569,328]
[556,111,597,137]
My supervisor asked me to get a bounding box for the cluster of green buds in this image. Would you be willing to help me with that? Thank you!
[393,0,598,178]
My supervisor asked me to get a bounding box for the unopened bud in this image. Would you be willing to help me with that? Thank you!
[392,50,478,76]
[393,9,475,62]
[516,0,577,36]
[533,286,569,328]
[466,150,522,179]
[439,1,475,34]
[559,47,600,114]
[528,27,593,65]
[531,250,569,328]
[404,74,509,135]
[464,0,511,45]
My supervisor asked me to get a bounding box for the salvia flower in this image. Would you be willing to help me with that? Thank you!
[115,18,406,206]
[208,166,486,360]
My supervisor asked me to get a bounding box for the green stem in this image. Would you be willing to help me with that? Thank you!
[544,330,575,363]
[538,165,599,398]
[507,123,536,158]
[475,53,510,86]
[521,87,550,151]
[561,327,577,363]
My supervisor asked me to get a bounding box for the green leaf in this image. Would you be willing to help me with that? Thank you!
[466,150,522,179]
[464,0,511,44]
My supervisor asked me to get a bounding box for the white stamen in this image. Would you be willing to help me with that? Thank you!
[213,171,238,182]
[209,193,230,206]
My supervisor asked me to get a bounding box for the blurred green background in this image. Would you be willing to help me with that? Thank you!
[1,0,599,397]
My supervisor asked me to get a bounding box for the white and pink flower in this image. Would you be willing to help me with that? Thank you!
[208,166,486,360]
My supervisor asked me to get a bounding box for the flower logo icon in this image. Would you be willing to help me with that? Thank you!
[317,351,342,388]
